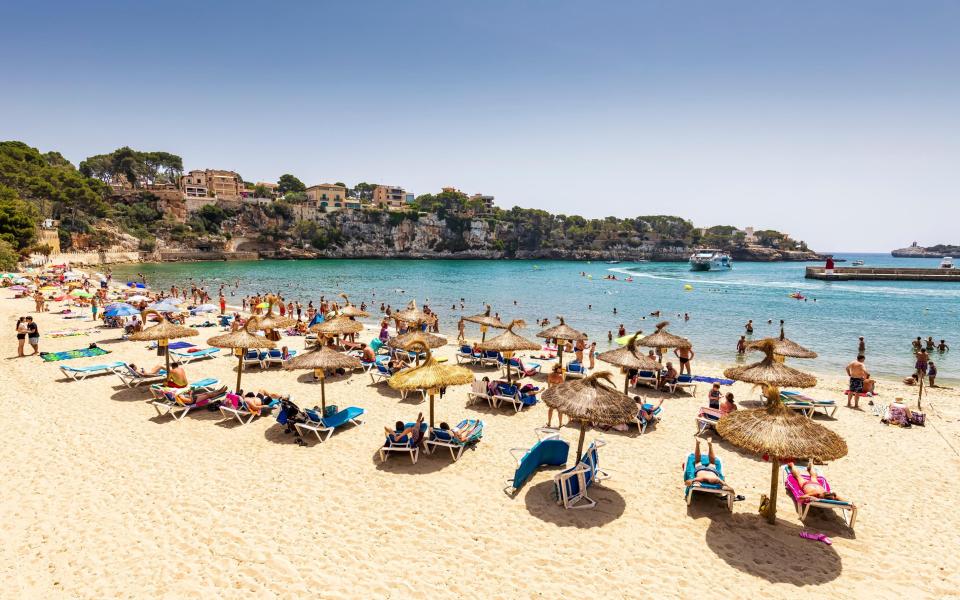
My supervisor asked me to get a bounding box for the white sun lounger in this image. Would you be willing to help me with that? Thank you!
[60,361,125,381]
[115,363,167,388]
[170,347,221,364]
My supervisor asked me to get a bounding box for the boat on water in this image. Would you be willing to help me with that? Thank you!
[606,260,621,264]
[941,257,954,269]
[689,250,732,271]
[852,259,865,266]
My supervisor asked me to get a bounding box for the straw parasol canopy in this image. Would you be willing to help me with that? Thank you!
[536,316,586,367]
[387,330,447,350]
[284,346,361,411]
[461,304,506,341]
[476,320,540,384]
[394,300,432,325]
[388,341,474,427]
[541,371,638,458]
[719,338,844,524]
[637,321,691,356]
[337,293,369,318]
[130,309,198,373]
[597,330,661,393]
[311,315,364,337]
[208,321,276,391]
[760,322,818,359]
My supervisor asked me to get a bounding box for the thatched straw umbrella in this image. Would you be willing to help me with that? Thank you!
[536,316,586,368]
[338,293,369,318]
[311,315,364,337]
[388,341,474,427]
[719,339,846,524]
[208,317,276,391]
[394,300,432,325]
[284,346,361,411]
[461,304,506,342]
[252,294,297,332]
[475,320,541,384]
[597,330,661,393]
[637,321,691,363]
[759,322,818,360]
[129,309,198,373]
[387,331,447,365]
[541,371,638,459]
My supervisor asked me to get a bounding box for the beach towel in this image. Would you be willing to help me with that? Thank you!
[40,346,111,362]
[149,341,195,350]
[49,330,89,338]
[692,376,735,385]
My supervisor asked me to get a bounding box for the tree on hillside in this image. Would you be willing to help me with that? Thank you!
[277,174,306,195]
[351,182,377,201]
[79,147,183,187]
[0,185,39,250]
[253,184,271,198]
[0,239,19,271]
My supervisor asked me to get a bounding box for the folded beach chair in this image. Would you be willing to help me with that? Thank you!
[553,440,609,509]
[455,344,481,365]
[684,453,734,511]
[636,402,662,434]
[634,370,658,388]
[696,407,723,435]
[59,361,125,381]
[170,347,220,364]
[506,428,570,493]
[467,379,495,407]
[565,361,588,378]
[264,348,297,368]
[780,391,839,418]
[242,350,265,369]
[380,421,428,464]
[668,374,698,395]
[782,465,858,528]
[115,363,167,388]
[219,392,281,425]
[149,387,226,421]
[425,419,484,461]
[295,406,365,442]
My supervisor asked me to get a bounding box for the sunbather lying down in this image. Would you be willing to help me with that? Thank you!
[685,439,733,491]
[239,389,289,414]
[788,462,848,503]
[385,412,424,443]
[436,420,481,441]
[176,386,227,405]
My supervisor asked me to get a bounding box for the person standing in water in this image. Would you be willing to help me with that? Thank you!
[745,320,753,335]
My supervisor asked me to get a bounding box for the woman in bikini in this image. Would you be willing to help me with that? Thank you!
[787,462,846,502]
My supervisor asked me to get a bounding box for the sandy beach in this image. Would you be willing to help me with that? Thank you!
[3,291,959,599]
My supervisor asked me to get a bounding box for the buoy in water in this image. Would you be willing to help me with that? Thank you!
[684,284,693,291]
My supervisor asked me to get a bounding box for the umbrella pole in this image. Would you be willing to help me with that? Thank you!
[320,377,327,412]
[429,392,435,428]
[163,340,170,374]
[624,372,630,395]
[917,371,924,410]
[576,420,587,461]
[557,347,564,369]
[236,351,244,392]
[766,458,780,524]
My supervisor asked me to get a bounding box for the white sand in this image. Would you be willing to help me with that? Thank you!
[2,292,959,599]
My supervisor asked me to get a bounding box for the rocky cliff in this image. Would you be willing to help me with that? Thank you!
[892,244,959,258]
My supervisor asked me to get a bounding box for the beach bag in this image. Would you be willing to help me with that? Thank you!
[909,410,926,427]
[324,405,338,417]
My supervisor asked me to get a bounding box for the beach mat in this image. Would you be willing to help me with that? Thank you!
[50,330,90,338]
[149,341,195,350]
[692,375,735,385]
[40,346,111,362]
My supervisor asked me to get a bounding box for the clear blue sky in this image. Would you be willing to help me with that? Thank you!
[2,1,958,252]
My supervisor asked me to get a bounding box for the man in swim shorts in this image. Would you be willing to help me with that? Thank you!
[845,354,867,408]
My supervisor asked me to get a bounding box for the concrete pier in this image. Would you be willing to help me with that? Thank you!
[806,266,960,281]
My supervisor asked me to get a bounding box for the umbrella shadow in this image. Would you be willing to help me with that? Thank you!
[522,480,626,527]
[110,386,151,402]
[371,447,455,475]
[704,513,842,584]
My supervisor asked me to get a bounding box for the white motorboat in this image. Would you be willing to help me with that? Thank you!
[689,250,732,271]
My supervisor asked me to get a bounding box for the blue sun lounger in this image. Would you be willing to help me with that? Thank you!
[683,453,734,511]
[553,440,609,509]
[170,347,221,364]
[60,361,126,381]
[380,421,428,463]
[115,363,168,388]
[425,419,484,461]
[295,406,365,443]
[507,428,570,493]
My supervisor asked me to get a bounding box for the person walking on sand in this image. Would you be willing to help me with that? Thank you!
[15,317,27,357]
[546,364,565,428]
[845,354,868,408]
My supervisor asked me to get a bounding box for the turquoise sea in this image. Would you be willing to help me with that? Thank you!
[112,253,959,381]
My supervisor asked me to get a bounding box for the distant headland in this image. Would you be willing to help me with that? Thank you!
[0,141,820,268]
[891,242,960,258]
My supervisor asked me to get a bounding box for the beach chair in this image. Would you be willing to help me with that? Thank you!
[684,453,734,511]
[455,344,481,365]
[553,440,609,509]
[115,363,167,388]
[782,465,858,528]
[242,350,265,369]
[479,350,501,368]
[467,379,495,407]
[295,406,365,443]
[504,357,541,378]
[668,374,698,395]
[380,421,428,463]
[492,383,520,410]
[264,348,297,368]
[59,361,125,381]
[565,362,588,378]
[424,419,484,461]
[634,370,658,389]
[370,362,393,384]
[149,387,226,421]
[696,407,723,435]
[170,347,220,364]
[506,428,570,493]
[636,402,662,434]
[780,391,838,418]
[219,392,280,425]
